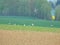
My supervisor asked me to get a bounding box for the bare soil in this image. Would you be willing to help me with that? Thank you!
[0,30,60,45]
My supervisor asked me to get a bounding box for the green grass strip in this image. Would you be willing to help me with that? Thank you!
[0,24,60,32]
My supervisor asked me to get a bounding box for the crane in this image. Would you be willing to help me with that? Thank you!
[47,0,60,26]
[47,0,60,20]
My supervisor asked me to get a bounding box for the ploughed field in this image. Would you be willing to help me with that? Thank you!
[0,30,60,45]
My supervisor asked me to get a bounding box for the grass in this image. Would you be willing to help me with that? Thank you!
[0,24,60,32]
[0,16,60,32]
[0,16,60,28]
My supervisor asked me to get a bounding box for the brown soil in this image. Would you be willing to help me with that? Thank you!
[0,30,60,45]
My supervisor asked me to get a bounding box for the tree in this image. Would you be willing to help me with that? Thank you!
[0,0,53,20]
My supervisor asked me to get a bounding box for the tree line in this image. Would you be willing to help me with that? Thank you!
[0,0,60,20]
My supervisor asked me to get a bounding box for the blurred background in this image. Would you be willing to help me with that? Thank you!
[0,0,60,28]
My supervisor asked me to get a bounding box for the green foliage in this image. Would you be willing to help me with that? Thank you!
[0,24,60,32]
[0,0,60,20]
[33,0,51,19]
[0,0,51,19]
[0,16,60,28]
